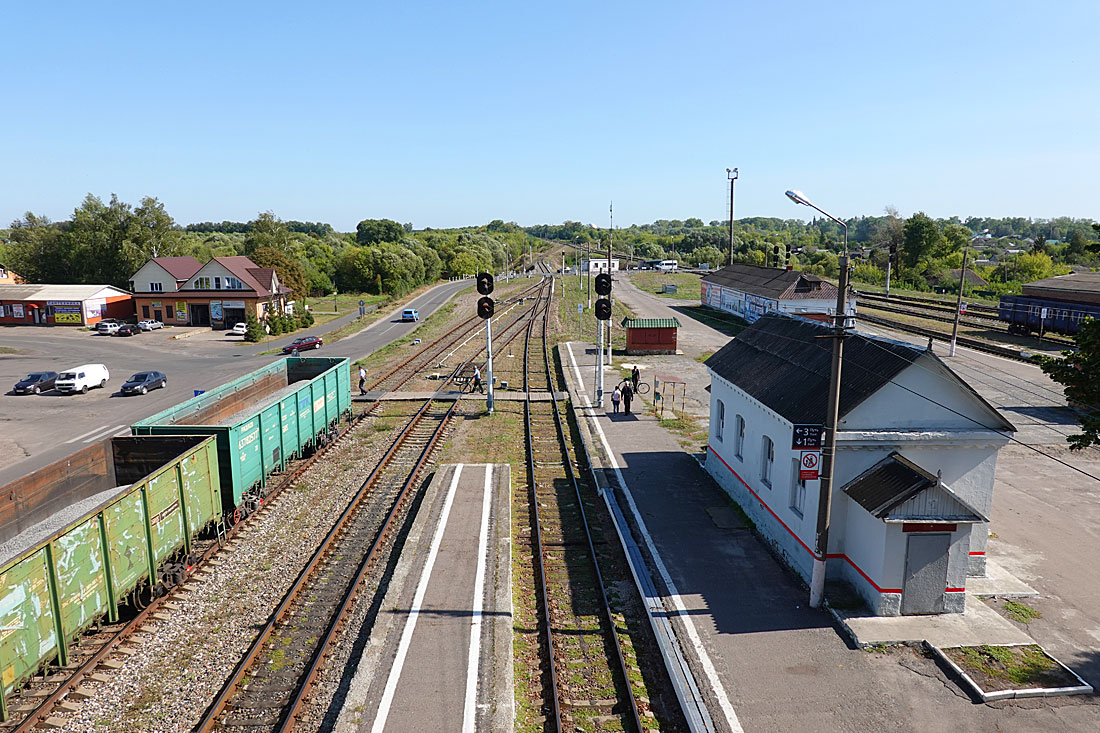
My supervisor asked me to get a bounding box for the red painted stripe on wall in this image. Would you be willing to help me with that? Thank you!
[968,551,985,556]
[708,445,902,594]
[945,588,966,593]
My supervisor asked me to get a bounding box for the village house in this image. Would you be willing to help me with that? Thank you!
[704,314,1014,616]
[701,263,856,324]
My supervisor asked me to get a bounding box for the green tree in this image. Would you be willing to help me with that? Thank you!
[1038,318,1100,449]
[902,212,944,268]
[244,212,297,255]
[941,223,972,256]
[244,311,264,342]
[249,246,308,299]
[1013,251,1053,283]
[356,218,405,246]
[689,245,724,267]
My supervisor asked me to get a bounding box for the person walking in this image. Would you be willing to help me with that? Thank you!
[621,381,634,415]
[472,365,484,394]
[358,366,367,395]
[631,365,640,392]
[611,385,621,414]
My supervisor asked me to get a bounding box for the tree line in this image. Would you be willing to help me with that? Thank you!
[0,194,539,301]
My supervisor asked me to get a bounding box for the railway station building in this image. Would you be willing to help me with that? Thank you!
[700,263,856,324]
[703,314,1015,616]
[130,255,292,328]
[0,284,132,326]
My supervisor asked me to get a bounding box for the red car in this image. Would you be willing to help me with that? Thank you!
[282,336,323,354]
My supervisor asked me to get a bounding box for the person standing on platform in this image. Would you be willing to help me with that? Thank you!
[611,385,621,414]
[472,365,484,393]
[358,365,367,395]
[631,365,640,392]
[621,381,634,415]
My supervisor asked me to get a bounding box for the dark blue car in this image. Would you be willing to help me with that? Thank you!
[12,371,58,395]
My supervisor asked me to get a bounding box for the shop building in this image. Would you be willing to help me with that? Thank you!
[0,284,132,326]
[130,255,291,329]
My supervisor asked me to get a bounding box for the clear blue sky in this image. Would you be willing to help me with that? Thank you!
[3,1,1098,231]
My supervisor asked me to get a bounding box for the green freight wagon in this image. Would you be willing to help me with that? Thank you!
[131,356,352,512]
[0,435,220,720]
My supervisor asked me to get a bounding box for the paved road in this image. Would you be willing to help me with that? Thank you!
[0,279,471,486]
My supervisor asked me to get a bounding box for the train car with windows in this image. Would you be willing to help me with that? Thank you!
[997,273,1100,336]
[0,435,220,719]
[131,356,351,516]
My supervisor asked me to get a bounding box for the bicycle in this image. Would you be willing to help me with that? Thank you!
[620,379,650,395]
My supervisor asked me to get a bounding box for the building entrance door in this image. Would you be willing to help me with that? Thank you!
[189,303,210,326]
[902,533,950,615]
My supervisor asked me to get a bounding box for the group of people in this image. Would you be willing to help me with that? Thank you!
[611,365,641,415]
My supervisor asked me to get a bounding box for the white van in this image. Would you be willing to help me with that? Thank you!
[55,364,110,394]
[657,260,679,271]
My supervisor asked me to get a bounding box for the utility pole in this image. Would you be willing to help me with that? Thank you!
[810,253,850,608]
[595,314,604,407]
[885,259,891,298]
[485,316,495,414]
[727,168,738,266]
[949,249,968,357]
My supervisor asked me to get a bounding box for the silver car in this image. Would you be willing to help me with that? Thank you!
[138,319,164,331]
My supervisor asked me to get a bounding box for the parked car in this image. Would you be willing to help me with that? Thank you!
[229,322,248,336]
[138,319,164,331]
[282,336,323,354]
[401,308,420,322]
[12,371,58,395]
[120,371,167,395]
[96,321,122,335]
[55,364,110,394]
[113,324,142,337]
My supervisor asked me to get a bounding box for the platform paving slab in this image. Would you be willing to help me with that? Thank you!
[333,463,512,733]
[968,557,1040,598]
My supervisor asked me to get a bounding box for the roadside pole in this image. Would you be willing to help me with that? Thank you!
[810,254,850,608]
[486,316,495,415]
[885,259,892,298]
[595,319,604,408]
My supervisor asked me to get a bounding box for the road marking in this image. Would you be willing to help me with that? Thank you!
[371,463,464,733]
[82,424,128,443]
[566,342,743,733]
[462,464,493,733]
[65,424,115,444]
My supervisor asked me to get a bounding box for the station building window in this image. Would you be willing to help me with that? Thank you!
[761,435,774,487]
[735,415,745,460]
[716,400,725,441]
[789,458,806,517]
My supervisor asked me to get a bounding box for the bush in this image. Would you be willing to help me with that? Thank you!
[268,315,284,336]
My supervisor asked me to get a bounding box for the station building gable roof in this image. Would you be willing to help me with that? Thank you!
[701,263,837,301]
[704,313,1014,431]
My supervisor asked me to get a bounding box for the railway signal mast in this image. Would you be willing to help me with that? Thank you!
[594,272,612,406]
[476,272,495,414]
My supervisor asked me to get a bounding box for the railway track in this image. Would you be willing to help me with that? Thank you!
[856,290,999,316]
[196,398,458,732]
[3,278,547,731]
[195,279,555,731]
[520,288,646,731]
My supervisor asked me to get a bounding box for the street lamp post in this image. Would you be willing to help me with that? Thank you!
[785,189,850,609]
[727,168,739,266]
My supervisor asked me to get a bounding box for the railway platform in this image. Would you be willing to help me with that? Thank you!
[557,340,1061,733]
[333,463,513,733]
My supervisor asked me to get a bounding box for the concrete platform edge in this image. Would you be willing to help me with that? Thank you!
[557,343,717,733]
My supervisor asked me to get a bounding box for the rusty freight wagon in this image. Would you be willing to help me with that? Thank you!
[0,435,220,719]
[130,356,352,514]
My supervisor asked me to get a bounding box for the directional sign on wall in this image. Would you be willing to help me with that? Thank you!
[792,424,825,450]
[799,451,820,481]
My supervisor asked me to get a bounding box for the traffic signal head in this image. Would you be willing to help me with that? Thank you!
[595,273,612,296]
[477,296,494,319]
[476,272,494,296]
[595,298,612,320]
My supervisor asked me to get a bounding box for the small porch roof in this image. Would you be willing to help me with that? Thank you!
[841,452,986,523]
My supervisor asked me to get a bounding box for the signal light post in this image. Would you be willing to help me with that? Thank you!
[594,272,612,407]
[476,272,495,414]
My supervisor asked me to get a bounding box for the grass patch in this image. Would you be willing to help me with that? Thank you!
[694,350,715,364]
[945,644,1075,689]
[628,271,703,300]
[1002,599,1041,624]
[555,272,633,350]
[0,346,20,354]
[670,304,747,338]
